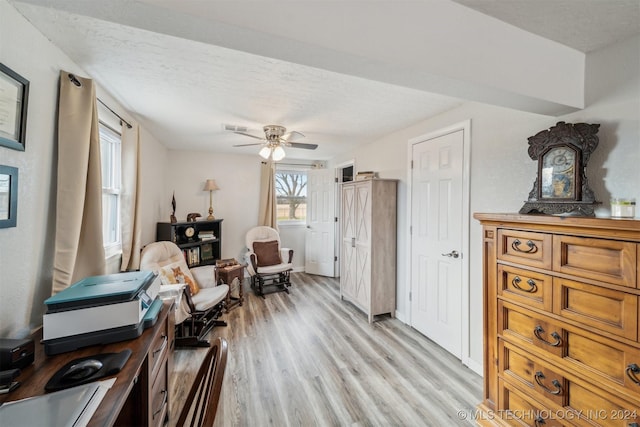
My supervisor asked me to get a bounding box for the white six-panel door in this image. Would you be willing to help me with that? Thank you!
[305,169,336,276]
[410,129,464,358]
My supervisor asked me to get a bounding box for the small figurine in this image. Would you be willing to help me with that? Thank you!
[186,212,201,222]
[170,192,177,223]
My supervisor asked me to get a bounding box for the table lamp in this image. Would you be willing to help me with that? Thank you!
[203,179,220,220]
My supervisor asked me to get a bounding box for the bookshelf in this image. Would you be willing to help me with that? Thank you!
[156,219,222,267]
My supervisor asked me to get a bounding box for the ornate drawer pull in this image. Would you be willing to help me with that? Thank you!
[534,325,562,347]
[153,334,168,357]
[511,239,538,253]
[535,416,546,426]
[153,389,168,418]
[626,363,640,385]
[535,371,563,395]
[512,276,537,293]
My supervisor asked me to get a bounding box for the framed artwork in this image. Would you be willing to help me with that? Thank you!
[0,64,29,151]
[0,165,18,228]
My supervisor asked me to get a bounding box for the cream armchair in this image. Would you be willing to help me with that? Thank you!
[140,241,228,347]
[245,226,293,297]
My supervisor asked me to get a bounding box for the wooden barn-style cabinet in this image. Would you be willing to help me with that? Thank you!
[340,179,397,323]
[474,213,640,427]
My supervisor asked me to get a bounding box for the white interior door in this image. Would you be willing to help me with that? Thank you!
[305,169,336,276]
[410,129,464,358]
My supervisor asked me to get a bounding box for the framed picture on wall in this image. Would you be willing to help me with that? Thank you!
[0,165,18,228]
[0,64,29,151]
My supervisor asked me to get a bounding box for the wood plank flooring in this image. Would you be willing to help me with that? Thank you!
[169,273,482,426]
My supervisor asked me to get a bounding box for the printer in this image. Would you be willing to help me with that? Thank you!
[43,271,162,355]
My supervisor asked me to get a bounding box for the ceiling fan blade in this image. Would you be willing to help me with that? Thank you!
[289,142,318,150]
[233,143,264,147]
[234,131,265,140]
[282,131,305,142]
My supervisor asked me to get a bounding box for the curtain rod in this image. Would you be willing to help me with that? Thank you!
[97,98,132,129]
[67,74,132,129]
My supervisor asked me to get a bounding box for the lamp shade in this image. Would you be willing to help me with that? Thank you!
[272,145,286,161]
[259,146,272,159]
[203,179,219,191]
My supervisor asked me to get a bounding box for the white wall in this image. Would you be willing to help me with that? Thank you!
[0,0,169,337]
[331,34,640,371]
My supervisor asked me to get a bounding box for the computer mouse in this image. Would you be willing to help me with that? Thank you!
[61,359,103,381]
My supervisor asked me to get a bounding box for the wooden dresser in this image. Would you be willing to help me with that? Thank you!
[474,213,640,427]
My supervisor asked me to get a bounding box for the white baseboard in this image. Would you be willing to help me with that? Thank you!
[463,357,483,376]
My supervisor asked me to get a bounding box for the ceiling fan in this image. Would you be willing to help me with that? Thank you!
[232,125,318,161]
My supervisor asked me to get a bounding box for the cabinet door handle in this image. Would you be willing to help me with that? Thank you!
[153,334,168,357]
[534,325,562,347]
[351,237,356,248]
[535,371,563,395]
[534,416,546,426]
[626,363,640,385]
[153,389,168,418]
[512,276,537,293]
[511,239,538,253]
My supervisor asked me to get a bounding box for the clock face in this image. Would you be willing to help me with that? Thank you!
[540,146,576,199]
[185,226,195,238]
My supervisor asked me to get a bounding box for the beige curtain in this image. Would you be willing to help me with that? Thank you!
[258,161,278,229]
[120,123,142,271]
[52,71,105,294]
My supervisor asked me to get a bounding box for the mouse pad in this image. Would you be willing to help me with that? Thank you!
[45,349,132,392]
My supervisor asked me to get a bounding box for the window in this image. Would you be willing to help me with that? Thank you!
[275,169,307,224]
[99,122,122,256]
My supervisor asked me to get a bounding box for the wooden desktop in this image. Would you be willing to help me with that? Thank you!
[0,301,175,426]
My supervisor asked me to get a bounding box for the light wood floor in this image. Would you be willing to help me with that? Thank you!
[169,273,482,426]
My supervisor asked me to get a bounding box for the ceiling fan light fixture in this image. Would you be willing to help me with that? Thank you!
[272,145,286,161]
[259,146,272,159]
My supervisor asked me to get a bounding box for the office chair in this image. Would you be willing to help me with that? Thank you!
[176,337,228,427]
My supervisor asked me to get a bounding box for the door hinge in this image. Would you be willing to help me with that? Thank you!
[334,256,338,262]
[335,177,339,183]
[411,160,413,169]
[409,291,412,302]
[335,217,338,222]
[409,226,412,235]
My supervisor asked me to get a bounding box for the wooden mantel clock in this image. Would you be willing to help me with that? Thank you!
[520,121,601,216]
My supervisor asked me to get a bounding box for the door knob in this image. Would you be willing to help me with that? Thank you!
[441,250,460,258]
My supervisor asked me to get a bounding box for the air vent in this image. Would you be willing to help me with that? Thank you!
[222,124,248,132]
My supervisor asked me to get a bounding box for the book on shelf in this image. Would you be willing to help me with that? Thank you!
[201,243,214,261]
[199,232,216,241]
[355,171,376,180]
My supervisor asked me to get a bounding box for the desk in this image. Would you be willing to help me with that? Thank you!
[0,301,174,426]
[218,264,245,311]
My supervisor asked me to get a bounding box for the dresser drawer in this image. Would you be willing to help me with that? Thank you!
[498,230,552,270]
[499,301,564,358]
[149,318,169,380]
[498,265,553,312]
[568,381,639,427]
[500,340,567,407]
[150,358,169,427]
[498,379,571,427]
[553,277,638,340]
[553,235,637,288]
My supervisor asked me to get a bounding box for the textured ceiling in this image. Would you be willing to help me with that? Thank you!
[452,0,640,53]
[10,0,640,160]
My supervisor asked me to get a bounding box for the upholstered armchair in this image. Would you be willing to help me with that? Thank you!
[245,226,293,297]
[140,241,228,347]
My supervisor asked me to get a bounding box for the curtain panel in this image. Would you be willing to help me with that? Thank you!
[120,123,142,271]
[258,161,278,229]
[52,71,105,294]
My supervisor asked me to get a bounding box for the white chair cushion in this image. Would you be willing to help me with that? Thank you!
[191,265,217,288]
[191,284,229,311]
[256,263,293,275]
